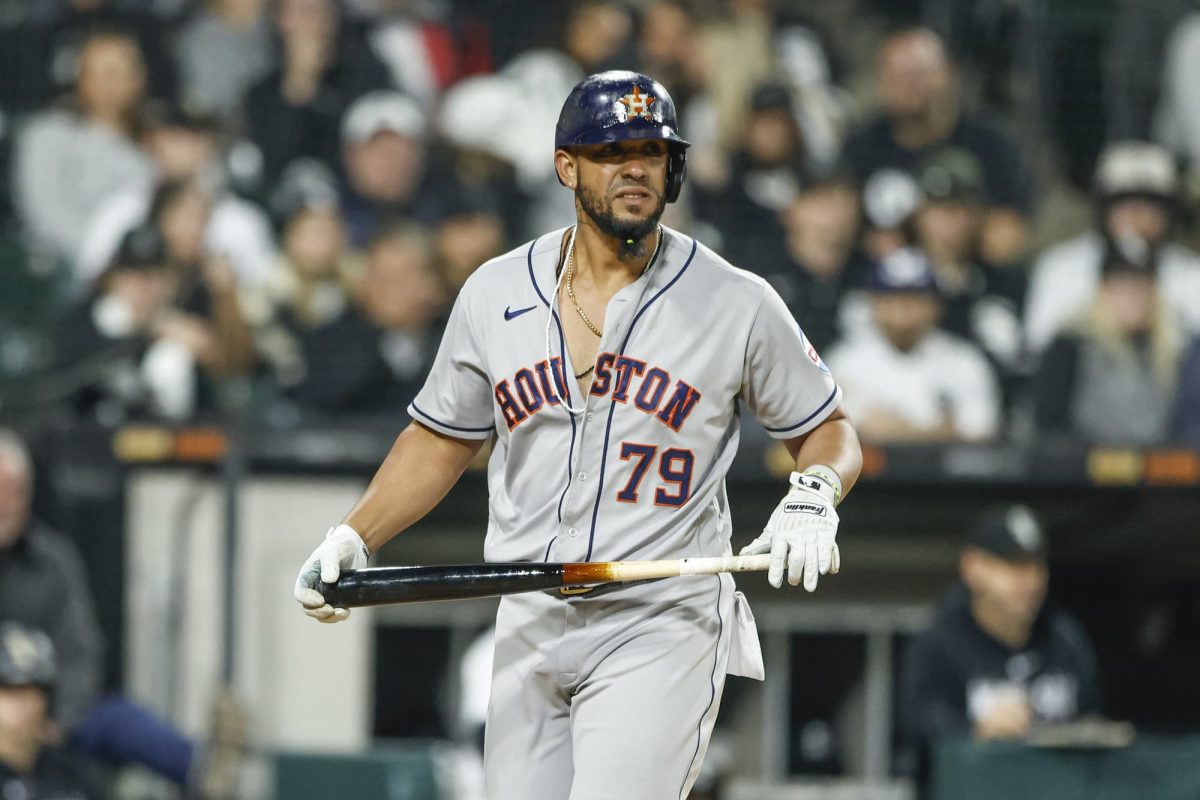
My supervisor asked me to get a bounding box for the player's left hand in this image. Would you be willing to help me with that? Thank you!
[740,470,840,591]
[293,524,370,622]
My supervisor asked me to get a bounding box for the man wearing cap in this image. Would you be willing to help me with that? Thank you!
[0,622,107,799]
[1025,141,1200,354]
[898,504,1102,771]
[912,147,1028,398]
[338,90,442,247]
[49,227,203,422]
[693,82,810,268]
[825,247,1001,443]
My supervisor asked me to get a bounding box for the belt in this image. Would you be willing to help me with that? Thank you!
[547,577,663,600]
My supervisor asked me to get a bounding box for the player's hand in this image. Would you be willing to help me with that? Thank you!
[293,524,370,623]
[740,470,840,590]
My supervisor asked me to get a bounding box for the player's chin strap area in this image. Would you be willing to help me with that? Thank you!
[545,225,589,417]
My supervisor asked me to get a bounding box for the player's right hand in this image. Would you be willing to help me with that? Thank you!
[293,524,370,623]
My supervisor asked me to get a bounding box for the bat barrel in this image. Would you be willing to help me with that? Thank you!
[321,563,567,608]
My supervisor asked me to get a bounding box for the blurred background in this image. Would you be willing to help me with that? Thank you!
[0,0,1198,798]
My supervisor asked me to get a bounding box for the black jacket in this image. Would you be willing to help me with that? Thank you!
[899,584,1101,752]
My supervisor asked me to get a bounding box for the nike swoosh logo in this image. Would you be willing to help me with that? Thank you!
[504,304,538,321]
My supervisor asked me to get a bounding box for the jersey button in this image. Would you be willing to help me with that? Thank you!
[568,527,579,538]
[577,471,587,481]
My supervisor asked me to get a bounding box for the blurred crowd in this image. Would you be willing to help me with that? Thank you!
[0,0,1198,447]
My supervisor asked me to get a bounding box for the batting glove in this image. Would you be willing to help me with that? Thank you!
[740,468,841,591]
[293,524,370,623]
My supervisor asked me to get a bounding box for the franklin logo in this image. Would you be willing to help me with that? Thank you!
[784,502,827,516]
[620,85,656,121]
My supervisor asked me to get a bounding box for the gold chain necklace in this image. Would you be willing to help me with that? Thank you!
[565,225,662,339]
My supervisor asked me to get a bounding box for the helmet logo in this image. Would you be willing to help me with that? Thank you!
[620,85,657,121]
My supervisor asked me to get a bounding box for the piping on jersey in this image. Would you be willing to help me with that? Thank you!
[410,401,495,434]
[762,384,839,434]
[678,574,725,799]
[585,236,699,561]
[525,236,580,532]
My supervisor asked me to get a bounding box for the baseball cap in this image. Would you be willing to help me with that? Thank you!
[110,226,169,272]
[750,82,794,114]
[0,622,56,689]
[866,247,939,294]
[917,147,984,204]
[967,504,1047,562]
[342,91,426,145]
[1094,141,1178,201]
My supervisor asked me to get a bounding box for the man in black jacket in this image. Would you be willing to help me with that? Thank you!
[0,621,108,800]
[899,504,1101,769]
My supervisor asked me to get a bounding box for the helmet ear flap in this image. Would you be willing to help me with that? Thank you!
[666,144,687,203]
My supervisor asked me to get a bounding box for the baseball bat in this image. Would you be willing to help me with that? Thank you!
[319,554,774,608]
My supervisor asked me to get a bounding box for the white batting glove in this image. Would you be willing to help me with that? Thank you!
[740,469,841,591]
[293,524,370,623]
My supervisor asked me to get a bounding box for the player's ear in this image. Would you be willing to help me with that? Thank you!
[554,148,577,190]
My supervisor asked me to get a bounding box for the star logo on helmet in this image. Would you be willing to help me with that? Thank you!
[621,85,656,121]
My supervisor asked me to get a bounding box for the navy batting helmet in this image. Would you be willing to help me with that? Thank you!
[555,70,690,202]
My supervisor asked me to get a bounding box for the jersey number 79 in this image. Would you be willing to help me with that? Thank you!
[616,442,694,507]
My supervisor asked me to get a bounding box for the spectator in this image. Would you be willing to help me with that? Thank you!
[757,178,868,351]
[262,223,443,416]
[338,91,439,247]
[247,188,364,395]
[693,82,810,267]
[839,28,1033,266]
[435,74,531,245]
[1027,247,1197,445]
[176,0,274,123]
[911,147,1027,395]
[431,186,509,295]
[77,102,278,289]
[1025,141,1200,354]
[26,0,178,108]
[772,10,852,173]
[353,224,447,397]
[50,225,251,423]
[12,28,154,265]
[0,622,107,799]
[898,504,1101,776]
[700,0,777,154]
[825,248,1001,443]
[242,0,392,190]
[146,180,258,378]
[0,430,237,795]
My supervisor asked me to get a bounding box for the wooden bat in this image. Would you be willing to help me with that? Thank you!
[319,554,774,608]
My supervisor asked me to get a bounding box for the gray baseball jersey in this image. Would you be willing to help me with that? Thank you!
[408,225,841,799]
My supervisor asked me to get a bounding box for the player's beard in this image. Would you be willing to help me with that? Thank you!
[576,183,666,260]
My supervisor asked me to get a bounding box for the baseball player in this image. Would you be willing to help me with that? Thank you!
[295,71,863,799]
